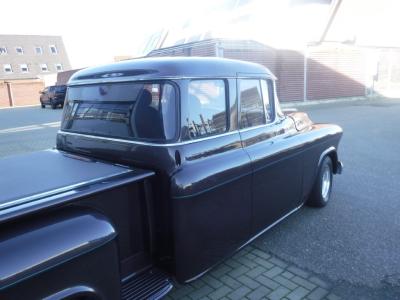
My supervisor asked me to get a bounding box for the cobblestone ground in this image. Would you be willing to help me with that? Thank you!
[165,245,340,300]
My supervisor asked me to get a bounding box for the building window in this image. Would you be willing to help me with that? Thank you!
[35,46,43,54]
[16,47,24,55]
[239,79,266,129]
[0,47,7,55]
[3,64,13,73]
[49,45,58,54]
[55,63,63,71]
[20,64,29,73]
[40,63,48,72]
[186,79,227,139]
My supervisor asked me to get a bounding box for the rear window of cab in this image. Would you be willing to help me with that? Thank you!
[61,82,177,142]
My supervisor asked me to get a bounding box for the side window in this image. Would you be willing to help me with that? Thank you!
[187,80,227,139]
[260,80,274,122]
[239,79,265,129]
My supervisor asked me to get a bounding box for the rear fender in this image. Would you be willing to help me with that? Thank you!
[0,209,120,299]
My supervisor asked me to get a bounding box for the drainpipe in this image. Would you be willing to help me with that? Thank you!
[5,82,14,107]
[215,41,220,57]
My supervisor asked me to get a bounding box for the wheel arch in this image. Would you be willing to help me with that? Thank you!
[318,146,339,174]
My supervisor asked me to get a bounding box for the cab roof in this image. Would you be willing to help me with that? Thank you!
[69,57,276,85]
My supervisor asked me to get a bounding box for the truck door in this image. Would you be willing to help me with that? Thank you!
[238,78,303,236]
[170,79,253,282]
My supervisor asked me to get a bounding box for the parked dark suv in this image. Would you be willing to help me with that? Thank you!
[39,85,67,109]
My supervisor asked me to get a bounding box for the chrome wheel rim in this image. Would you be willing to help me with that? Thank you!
[321,166,331,200]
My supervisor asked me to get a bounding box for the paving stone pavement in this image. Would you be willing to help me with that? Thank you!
[164,245,340,300]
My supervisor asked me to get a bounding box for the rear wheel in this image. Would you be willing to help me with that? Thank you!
[40,102,45,108]
[306,156,333,207]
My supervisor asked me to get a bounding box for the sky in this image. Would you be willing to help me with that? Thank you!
[1,0,330,68]
[2,0,202,68]
[2,0,400,70]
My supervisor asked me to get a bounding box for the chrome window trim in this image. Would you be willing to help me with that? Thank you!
[58,130,240,147]
[260,78,276,124]
[65,80,181,143]
[186,78,230,139]
[238,118,282,133]
[63,75,282,144]
[237,78,279,131]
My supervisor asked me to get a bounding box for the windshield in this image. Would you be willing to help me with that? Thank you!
[61,82,177,142]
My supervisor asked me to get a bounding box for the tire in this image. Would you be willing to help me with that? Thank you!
[306,156,333,207]
[40,102,45,108]
[51,100,57,109]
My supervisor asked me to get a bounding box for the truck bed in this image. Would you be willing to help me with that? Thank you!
[0,149,154,220]
[0,149,174,299]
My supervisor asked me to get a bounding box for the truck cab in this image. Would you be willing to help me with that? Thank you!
[40,85,67,109]
[57,57,283,282]
[0,57,342,299]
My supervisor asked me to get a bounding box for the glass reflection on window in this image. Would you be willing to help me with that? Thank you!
[187,80,227,139]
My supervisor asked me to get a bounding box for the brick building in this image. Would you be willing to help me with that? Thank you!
[0,34,71,80]
[147,39,367,102]
[142,0,400,101]
[0,34,71,107]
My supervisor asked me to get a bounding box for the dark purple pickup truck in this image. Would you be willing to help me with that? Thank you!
[0,57,342,299]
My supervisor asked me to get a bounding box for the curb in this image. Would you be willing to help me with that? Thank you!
[0,104,41,110]
[280,96,375,108]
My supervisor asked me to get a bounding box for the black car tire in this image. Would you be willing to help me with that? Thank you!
[40,102,45,108]
[306,156,333,207]
[51,100,57,109]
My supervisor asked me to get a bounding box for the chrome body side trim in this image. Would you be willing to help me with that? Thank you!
[184,204,303,283]
[239,204,303,250]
